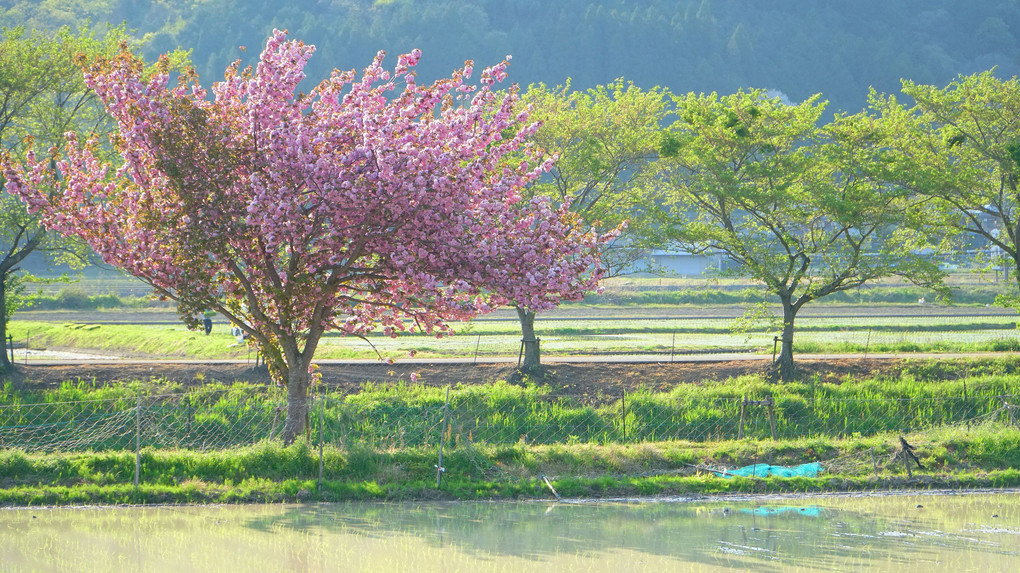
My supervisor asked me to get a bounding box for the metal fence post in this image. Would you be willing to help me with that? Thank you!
[963,380,969,426]
[318,392,325,491]
[134,394,142,488]
[766,396,778,440]
[436,386,450,488]
[737,396,747,440]
[621,390,627,442]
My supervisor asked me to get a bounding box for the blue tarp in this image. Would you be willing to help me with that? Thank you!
[716,462,823,479]
[740,505,824,517]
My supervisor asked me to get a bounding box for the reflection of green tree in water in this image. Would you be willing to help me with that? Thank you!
[237,499,1013,569]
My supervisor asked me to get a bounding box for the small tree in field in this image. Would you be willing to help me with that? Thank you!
[652,90,941,381]
[0,27,156,373]
[2,31,604,443]
[510,80,666,372]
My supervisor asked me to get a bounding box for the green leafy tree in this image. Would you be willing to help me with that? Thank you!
[511,79,667,372]
[652,90,940,380]
[0,26,155,372]
[871,72,1020,301]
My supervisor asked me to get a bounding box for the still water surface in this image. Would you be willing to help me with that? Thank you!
[1,491,1018,572]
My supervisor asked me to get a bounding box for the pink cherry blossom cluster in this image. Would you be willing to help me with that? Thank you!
[1,30,608,376]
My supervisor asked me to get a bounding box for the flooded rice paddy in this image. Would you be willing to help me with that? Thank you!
[1,490,1017,572]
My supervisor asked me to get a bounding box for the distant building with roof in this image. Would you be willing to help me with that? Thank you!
[643,249,735,276]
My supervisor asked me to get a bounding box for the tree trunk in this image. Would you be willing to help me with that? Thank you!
[281,358,311,445]
[0,274,9,372]
[516,306,541,374]
[774,299,798,382]
[1011,251,1020,289]
[0,231,44,374]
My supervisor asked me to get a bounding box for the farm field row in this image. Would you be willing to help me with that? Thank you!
[7,303,1020,361]
[14,304,1017,325]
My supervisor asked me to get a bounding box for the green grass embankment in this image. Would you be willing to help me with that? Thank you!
[7,321,249,359]
[2,428,1020,505]
[3,359,1020,505]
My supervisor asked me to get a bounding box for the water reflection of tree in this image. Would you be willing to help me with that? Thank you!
[236,495,1020,568]
[236,501,886,570]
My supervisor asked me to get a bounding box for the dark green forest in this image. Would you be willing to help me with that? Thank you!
[2,0,1019,114]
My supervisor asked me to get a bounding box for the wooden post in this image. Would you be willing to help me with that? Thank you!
[898,436,913,478]
[738,396,747,440]
[767,396,778,441]
[670,331,676,363]
[898,436,923,476]
[473,335,481,364]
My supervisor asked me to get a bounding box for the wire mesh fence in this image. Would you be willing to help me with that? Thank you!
[2,386,1018,454]
[0,388,287,452]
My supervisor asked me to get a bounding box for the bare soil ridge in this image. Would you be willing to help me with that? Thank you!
[2,358,918,400]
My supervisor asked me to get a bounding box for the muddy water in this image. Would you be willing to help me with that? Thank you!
[1,491,1017,572]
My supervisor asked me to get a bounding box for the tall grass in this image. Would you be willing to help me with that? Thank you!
[0,380,284,451]
[4,367,1020,453]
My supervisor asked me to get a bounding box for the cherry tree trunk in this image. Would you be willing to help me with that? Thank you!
[281,359,311,445]
[516,306,541,374]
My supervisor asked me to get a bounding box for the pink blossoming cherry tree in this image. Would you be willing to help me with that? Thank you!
[1,31,607,444]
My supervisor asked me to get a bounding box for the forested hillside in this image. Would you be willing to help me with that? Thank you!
[1,0,1018,113]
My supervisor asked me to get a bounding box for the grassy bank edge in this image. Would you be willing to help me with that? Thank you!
[3,471,1019,507]
[3,427,1019,507]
